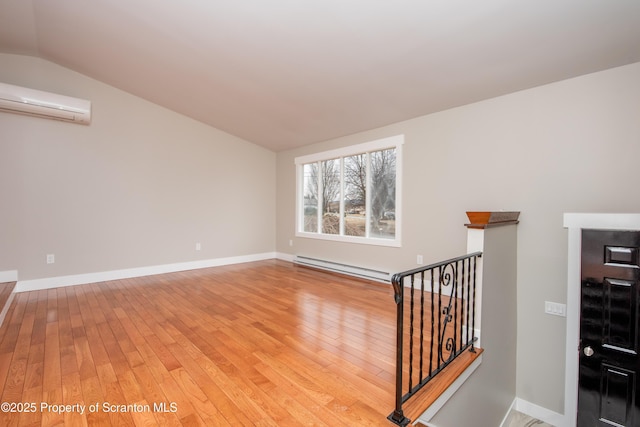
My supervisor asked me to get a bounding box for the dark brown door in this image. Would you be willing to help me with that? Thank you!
[579,229,640,426]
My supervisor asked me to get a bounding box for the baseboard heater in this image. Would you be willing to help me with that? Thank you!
[294,256,391,283]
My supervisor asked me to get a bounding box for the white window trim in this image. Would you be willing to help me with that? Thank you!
[295,134,403,248]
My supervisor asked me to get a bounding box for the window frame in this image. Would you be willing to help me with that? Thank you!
[295,134,403,247]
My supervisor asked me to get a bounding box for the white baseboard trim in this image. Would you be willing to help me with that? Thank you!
[0,270,18,282]
[513,398,565,427]
[276,252,295,262]
[15,252,277,293]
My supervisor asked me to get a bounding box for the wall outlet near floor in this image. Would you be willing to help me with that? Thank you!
[46,254,55,264]
[544,301,566,317]
[195,243,201,251]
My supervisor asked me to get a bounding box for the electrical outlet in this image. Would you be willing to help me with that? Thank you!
[289,239,293,247]
[46,254,55,264]
[195,243,201,251]
[544,301,566,317]
[417,254,424,265]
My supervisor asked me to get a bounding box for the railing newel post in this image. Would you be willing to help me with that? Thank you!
[419,271,425,382]
[389,272,409,426]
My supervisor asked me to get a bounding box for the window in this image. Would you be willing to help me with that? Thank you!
[295,135,403,247]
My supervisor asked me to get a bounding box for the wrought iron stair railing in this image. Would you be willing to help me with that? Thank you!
[387,252,482,426]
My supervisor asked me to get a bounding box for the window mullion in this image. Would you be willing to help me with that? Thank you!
[365,152,371,238]
[317,161,323,234]
[298,164,303,233]
[339,157,345,236]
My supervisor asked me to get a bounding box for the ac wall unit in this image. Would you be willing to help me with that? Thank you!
[0,82,91,125]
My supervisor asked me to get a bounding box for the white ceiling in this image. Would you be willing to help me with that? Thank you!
[1,0,639,151]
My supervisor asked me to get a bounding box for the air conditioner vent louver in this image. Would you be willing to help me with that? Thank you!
[0,82,91,125]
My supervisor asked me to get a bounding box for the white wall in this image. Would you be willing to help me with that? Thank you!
[276,62,640,414]
[0,53,276,281]
[429,224,518,427]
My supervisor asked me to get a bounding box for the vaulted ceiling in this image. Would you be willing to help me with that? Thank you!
[1,0,639,151]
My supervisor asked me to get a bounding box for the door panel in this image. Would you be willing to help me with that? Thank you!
[579,230,640,427]
[602,278,637,354]
[599,363,635,427]
[605,246,640,268]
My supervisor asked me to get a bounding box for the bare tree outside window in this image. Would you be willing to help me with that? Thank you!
[342,149,396,239]
[344,154,366,236]
[320,159,340,234]
[303,160,341,234]
[302,163,318,232]
[370,148,396,239]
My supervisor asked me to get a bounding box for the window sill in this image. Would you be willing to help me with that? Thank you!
[295,231,401,247]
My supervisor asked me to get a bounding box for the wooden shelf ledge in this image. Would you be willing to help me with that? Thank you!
[465,211,520,229]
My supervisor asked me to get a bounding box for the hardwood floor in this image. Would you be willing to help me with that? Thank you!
[0,260,405,426]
